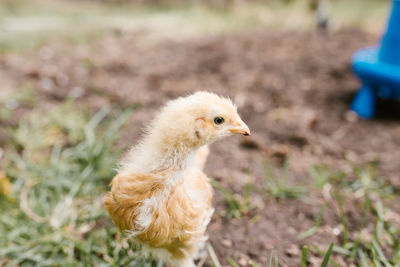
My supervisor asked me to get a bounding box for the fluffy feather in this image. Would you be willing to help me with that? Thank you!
[104,91,250,267]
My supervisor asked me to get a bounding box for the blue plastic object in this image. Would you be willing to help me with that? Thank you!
[351,0,400,118]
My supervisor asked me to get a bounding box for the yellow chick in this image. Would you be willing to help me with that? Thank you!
[105,91,250,267]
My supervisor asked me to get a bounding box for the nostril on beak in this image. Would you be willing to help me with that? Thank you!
[243,132,250,136]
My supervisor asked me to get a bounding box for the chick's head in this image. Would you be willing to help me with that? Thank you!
[150,91,250,149]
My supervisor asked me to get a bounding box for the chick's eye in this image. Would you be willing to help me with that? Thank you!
[214,116,224,125]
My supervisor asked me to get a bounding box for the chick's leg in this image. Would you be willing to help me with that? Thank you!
[193,145,209,170]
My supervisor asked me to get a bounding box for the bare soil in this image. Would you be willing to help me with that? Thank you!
[1,29,399,266]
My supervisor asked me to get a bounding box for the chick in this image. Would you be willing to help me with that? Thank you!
[105,91,250,267]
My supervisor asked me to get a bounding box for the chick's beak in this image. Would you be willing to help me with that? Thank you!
[229,121,251,136]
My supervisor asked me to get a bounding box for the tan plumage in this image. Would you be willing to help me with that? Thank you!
[104,91,250,267]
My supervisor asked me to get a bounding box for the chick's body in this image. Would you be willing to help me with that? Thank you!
[106,149,213,266]
[105,92,250,267]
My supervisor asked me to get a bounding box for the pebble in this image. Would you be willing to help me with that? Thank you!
[286,244,300,256]
[222,239,232,248]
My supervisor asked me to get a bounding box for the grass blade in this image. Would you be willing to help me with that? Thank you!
[351,194,370,259]
[372,239,392,267]
[358,248,370,267]
[227,257,240,267]
[335,191,348,246]
[321,243,334,267]
[298,205,327,240]
[207,243,221,267]
[301,246,308,267]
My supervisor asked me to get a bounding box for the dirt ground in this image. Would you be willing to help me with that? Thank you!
[1,28,399,266]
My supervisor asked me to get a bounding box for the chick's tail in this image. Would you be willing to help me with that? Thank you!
[104,173,165,231]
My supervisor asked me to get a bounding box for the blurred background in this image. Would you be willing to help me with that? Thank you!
[1,0,399,266]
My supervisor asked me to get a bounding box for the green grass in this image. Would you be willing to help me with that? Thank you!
[0,100,156,266]
[268,251,278,267]
[212,179,255,219]
[301,246,308,267]
[297,204,327,240]
[1,104,399,267]
[263,159,307,200]
[306,164,400,267]
[1,89,399,266]
[321,243,334,267]
[212,159,400,266]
